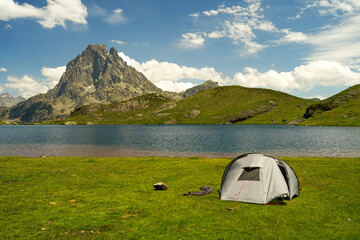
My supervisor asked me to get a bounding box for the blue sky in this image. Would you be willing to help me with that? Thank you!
[0,0,359,99]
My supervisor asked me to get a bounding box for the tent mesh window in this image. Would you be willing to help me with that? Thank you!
[238,167,260,181]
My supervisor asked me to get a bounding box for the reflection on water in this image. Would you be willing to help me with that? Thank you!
[0,125,359,157]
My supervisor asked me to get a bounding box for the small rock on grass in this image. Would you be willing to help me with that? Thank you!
[153,182,168,190]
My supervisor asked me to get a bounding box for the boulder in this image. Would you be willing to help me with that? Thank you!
[269,100,277,107]
[185,109,200,119]
[156,112,170,117]
[164,119,177,124]
[155,102,177,113]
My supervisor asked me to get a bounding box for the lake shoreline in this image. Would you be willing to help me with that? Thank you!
[1,144,359,158]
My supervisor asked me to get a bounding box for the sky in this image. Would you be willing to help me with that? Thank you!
[0,0,360,99]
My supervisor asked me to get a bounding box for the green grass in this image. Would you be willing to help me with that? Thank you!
[1,156,359,239]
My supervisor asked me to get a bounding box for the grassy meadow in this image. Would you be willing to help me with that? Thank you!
[1,156,359,239]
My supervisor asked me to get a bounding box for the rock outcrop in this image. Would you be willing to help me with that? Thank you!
[162,80,220,100]
[182,80,219,98]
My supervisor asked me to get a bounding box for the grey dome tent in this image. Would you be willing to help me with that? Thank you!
[219,153,299,204]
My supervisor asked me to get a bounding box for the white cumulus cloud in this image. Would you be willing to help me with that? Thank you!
[232,68,298,91]
[0,0,88,29]
[106,8,126,24]
[4,75,49,98]
[131,58,224,84]
[230,61,360,92]
[41,66,66,88]
[306,95,326,100]
[0,67,7,72]
[292,61,359,89]
[155,81,195,92]
[189,12,200,18]
[278,29,309,43]
[118,52,359,96]
[118,52,225,92]
[203,9,219,16]
[180,33,206,49]
[2,66,65,98]
[111,40,127,45]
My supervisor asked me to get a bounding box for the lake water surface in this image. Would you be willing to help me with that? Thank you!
[0,125,359,157]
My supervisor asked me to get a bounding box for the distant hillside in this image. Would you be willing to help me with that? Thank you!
[47,86,313,125]
[162,86,311,125]
[300,84,360,126]
[0,93,25,108]
[162,80,219,100]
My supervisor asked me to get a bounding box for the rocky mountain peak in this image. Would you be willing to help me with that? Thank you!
[105,46,126,68]
[51,44,133,99]
[0,93,25,108]
[203,80,219,87]
[109,47,118,56]
[8,44,162,123]
[85,44,108,56]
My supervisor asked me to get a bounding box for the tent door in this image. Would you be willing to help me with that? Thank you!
[277,162,290,199]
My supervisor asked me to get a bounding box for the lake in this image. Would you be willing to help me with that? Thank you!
[0,125,359,157]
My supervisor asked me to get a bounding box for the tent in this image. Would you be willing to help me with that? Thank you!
[219,153,299,204]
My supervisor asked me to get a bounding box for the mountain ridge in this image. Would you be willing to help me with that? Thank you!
[4,44,162,123]
[0,93,25,108]
[44,84,359,126]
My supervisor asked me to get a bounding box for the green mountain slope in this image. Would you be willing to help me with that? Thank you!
[300,84,360,126]
[48,93,173,125]
[163,86,311,124]
[48,86,313,125]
